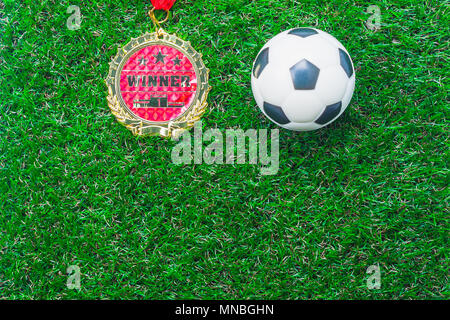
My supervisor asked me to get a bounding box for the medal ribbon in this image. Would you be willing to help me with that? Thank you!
[150,0,177,11]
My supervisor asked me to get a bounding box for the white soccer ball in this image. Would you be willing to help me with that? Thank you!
[251,27,356,131]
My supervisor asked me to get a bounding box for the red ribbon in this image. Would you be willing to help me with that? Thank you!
[151,0,177,10]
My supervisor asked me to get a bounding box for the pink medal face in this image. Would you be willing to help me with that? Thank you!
[119,45,198,122]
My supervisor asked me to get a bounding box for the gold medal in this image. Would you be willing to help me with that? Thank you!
[105,5,210,138]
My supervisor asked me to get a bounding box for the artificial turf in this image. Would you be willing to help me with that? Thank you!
[0,0,448,299]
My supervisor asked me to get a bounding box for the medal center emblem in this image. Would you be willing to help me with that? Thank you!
[119,45,198,122]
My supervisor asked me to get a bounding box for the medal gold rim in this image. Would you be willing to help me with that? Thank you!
[105,29,210,138]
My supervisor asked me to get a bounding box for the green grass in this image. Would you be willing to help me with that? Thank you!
[0,0,448,299]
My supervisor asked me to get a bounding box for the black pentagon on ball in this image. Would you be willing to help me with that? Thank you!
[253,47,269,79]
[339,48,353,78]
[315,101,342,125]
[288,28,318,38]
[263,102,290,125]
[290,59,320,90]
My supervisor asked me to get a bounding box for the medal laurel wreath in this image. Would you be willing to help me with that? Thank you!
[107,85,209,138]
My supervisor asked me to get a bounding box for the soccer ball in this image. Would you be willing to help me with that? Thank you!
[251,27,355,131]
